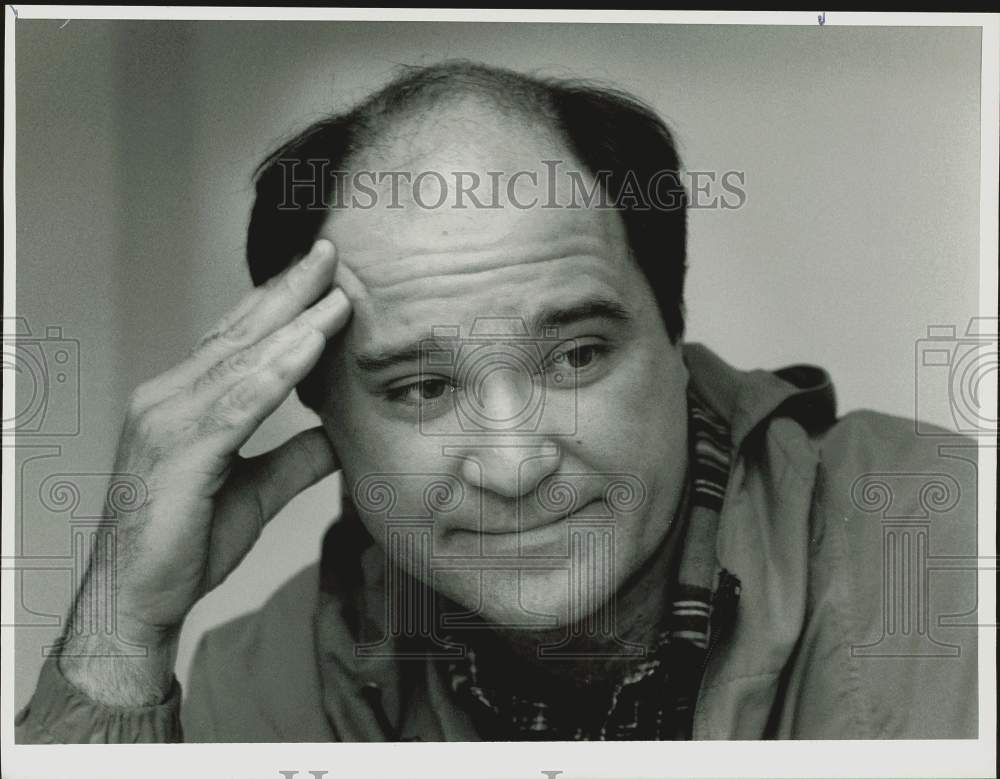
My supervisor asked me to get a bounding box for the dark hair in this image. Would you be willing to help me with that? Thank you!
[247,60,688,406]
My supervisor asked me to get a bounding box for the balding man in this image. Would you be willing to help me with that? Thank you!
[16,61,978,743]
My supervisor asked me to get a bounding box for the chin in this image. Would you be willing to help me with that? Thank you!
[435,567,617,633]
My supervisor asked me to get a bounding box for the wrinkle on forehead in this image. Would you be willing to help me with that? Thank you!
[347,259,629,361]
[348,236,613,290]
[323,206,633,339]
[364,253,624,312]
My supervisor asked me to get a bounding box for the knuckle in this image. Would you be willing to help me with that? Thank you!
[193,409,221,439]
[278,268,306,298]
[222,317,254,346]
[256,453,282,498]
[267,319,312,360]
[256,363,286,391]
[121,441,169,478]
[197,404,238,439]
[288,322,322,351]
[195,317,253,354]
[225,379,259,413]
[194,347,255,393]
[119,410,183,476]
[131,406,166,443]
[192,330,219,355]
[292,434,325,483]
[193,327,225,354]
[209,377,265,426]
[272,335,317,382]
[139,442,169,472]
[192,361,225,394]
[279,319,308,347]
[224,346,258,376]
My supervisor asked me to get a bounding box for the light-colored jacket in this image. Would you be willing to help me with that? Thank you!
[16,344,979,742]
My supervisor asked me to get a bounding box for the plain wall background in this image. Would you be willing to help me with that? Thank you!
[12,20,982,709]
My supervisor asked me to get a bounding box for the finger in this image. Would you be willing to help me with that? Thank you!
[195,239,338,358]
[185,324,329,456]
[205,428,338,589]
[242,427,338,523]
[144,240,339,404]
[333,254,368,302]
[197,285,269,352]
[178,285,350,417]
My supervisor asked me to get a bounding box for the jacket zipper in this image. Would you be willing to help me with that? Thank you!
[687,569,741,738]
[700,569,742,677]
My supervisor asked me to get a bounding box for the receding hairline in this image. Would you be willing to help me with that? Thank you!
[342,72,573,178]
[247,59,689,346]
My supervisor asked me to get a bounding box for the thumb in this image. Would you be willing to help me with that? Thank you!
[242,426,339,524]
[205,428,338,591]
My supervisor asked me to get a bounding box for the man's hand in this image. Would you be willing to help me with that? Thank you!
[59,239,350,705]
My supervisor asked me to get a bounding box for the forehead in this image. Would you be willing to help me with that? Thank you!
[317,110,643,350]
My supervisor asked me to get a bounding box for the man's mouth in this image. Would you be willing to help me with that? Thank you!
[473,498,604,535]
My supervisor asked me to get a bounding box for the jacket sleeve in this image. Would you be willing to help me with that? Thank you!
[14,654,183,743]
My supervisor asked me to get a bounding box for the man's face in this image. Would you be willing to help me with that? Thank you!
[315,111,688,632]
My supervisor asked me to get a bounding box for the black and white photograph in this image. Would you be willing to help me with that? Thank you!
[3,8,997,779]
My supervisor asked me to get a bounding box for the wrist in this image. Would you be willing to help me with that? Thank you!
[57,629,178,707]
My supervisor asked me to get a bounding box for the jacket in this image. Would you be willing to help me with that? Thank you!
[15,343,980,742]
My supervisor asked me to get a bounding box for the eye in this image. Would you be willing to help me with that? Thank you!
[544,340,611,386]
[385,377,455,405]
[549,342,606,371]
[555,344,599,369]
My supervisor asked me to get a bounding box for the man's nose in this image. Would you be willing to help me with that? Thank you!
[450,369,562,497]
[456,440,562,499]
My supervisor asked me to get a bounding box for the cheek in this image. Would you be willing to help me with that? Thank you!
[318,378,455,531]
[319,377,419,489]
[569,338,688,556]
[575,340,687,467]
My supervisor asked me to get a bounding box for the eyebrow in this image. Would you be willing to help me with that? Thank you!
[353,295,631,374]
[533,297,631,330]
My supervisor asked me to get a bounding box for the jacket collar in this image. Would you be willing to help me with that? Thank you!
[683,342,836,449]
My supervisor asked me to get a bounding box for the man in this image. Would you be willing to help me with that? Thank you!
[16,61,978,742]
